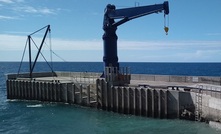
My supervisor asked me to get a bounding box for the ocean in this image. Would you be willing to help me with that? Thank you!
[1,62,221,134]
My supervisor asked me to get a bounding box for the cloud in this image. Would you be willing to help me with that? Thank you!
[118,40,221,51]
[1,34,221,62]
[14,6,57,15]
[0,34,27,50]
[1,0,58,17]
[0,0,14,3]
[1,34,221,51]
[0,15,16,20]
[0,34,102,51]
[0,0,23,4]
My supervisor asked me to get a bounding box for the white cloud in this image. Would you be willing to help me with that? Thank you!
[0,34,221,62]
[1,34,221,51]
[0,0,14,3]
[0,34,27,50]
[0,34,102,51]
[0,15,16,20]
[118,40,221,50]
[0,0,23,4]
[14,6,56,15]
[1,0,58,16]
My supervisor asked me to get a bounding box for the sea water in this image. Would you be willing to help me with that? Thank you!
[1,62,221,134]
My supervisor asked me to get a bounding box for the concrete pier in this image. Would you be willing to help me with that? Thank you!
[5,71,221,122]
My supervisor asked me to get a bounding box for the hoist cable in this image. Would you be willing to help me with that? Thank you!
[17,38,29,77]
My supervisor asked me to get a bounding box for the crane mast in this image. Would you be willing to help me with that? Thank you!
[102,1,169,70]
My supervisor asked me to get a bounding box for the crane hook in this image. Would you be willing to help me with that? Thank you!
[164,14,169,35]
[164,26,169,35]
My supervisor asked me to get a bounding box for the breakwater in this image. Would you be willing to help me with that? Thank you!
[5,71,221,123]
[6,80,97,107]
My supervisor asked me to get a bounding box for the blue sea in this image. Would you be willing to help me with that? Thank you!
[1,62,221,134]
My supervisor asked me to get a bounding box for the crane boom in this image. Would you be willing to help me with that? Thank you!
[102,1,169,73]
[106,1,169,26]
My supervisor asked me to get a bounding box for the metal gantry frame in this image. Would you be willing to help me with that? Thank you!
[17,25,52,79]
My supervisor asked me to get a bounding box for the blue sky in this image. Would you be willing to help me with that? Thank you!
[0,0,221,62]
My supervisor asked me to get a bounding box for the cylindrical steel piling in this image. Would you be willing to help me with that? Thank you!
[52,82,56,102]
[72,84,76,103]
[133,88,136,115]
[138,88,142,116]
[121,87,125,114]
[67,83,74,104]
[152,89,155,118]
[60,83,67,103]
[158,90,162,118]
[87,85,90,106]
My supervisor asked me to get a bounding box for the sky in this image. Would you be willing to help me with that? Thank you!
[0,0,221,62]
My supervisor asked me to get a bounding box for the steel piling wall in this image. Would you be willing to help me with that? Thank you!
[6,79,95,107]
[6,78,221,121]
[96,79,179,118]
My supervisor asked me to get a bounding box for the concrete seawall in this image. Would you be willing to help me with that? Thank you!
[96,79,198,119]
[5,71,221,122]
[6,79,97,107]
